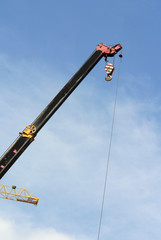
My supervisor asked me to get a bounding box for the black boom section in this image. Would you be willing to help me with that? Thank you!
[0,136,32,179]
[32,50,103,133]
[0,49,103,179]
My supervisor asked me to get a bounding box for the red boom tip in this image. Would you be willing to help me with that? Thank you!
[96,43,122,57]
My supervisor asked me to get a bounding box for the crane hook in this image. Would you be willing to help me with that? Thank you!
[105,75,112,81]
[105,63,114,81]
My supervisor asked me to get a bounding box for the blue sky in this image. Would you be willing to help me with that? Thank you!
[0,0,161,240]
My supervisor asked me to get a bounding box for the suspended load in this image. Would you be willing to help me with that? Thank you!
[105,63,115,81]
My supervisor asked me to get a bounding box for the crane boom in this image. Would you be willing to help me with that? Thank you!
[0,43,122,179]
[0,184,39,205]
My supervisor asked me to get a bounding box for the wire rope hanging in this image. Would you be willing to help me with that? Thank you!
[97,52,122,240]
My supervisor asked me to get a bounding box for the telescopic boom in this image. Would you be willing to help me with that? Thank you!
[0,43,122,179]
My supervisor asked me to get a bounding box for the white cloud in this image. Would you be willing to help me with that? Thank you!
[0,217,76,240]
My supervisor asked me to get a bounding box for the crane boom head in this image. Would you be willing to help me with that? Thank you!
[96,43,122,57]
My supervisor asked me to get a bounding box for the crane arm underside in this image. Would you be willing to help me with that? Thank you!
[0,136,32,179]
